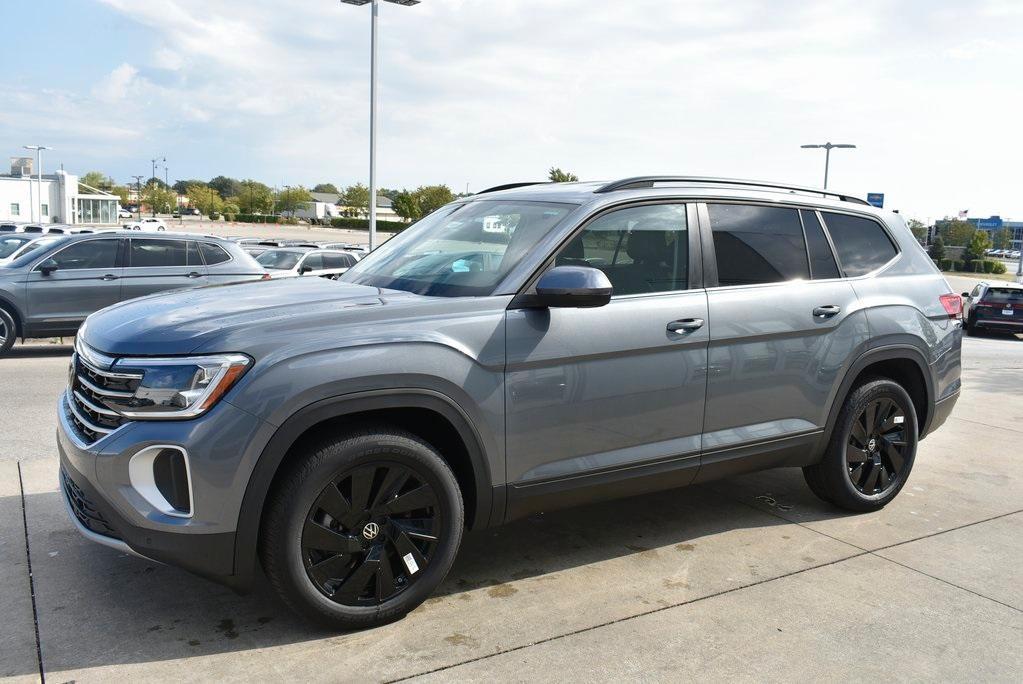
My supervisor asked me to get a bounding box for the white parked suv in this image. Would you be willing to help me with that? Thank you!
[123,217,167,231]
[255,247,361,279]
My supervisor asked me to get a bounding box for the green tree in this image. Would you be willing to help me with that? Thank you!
[146,176,169,190]
[993,227,1012,250]
[312,183,339,194]
[392,190,420,221]
[928,235,945,262]
[548,167,579,183]
[939,219,975,246]
[341,183,371,217]
[80,171,115,190]
[414,185,455,215]
[906,219,927,244]
[235,179,274,213]
[209,176,242,199]
[377,187,400,201]
[222,202,240,220]
[173,179,207,194]
[276,186,314,216]
[963,229,992,268]
[186,184,224,217]
[141,183,177,214]
[110,185,131,206]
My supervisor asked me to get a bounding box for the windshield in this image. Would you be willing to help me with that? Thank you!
[256,250,304,270]
[0,236,32,259]
[2,237,65,267]
[341,200,575,296]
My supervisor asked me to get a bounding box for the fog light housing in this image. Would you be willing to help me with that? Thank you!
[129,445,192,517]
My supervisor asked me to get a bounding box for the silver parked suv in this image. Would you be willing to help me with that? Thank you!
[0,231,266,355]
[56,177,962,629]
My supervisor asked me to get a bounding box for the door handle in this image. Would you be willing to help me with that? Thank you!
[667,318,704,333]
[185,271,203,279]
[813,305,841,318]
[101,274,119,281]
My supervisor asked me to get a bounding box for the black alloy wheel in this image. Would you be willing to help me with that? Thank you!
[845,397,907,495]
[302,463,441,606]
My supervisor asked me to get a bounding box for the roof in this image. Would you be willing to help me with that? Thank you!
[309,192,343,204]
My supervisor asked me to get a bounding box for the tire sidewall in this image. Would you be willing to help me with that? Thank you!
[275,434,463,625]
[834,380,918,506]
[0,308,16,355]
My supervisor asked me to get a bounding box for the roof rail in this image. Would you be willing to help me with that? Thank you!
[594,176,870,206]
[476,181,549,195]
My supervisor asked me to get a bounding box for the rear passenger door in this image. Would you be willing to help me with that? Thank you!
[697,203,868,480]
[121,238,207,302]
[199,241,259,285]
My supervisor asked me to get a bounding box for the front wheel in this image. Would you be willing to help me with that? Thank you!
[260,428,464,629]
[803,378,918,512]
[0,308,15,356]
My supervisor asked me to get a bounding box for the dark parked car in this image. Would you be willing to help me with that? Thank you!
[962,282,1023,335]
[57,176,961,630]
[0,232,266,355]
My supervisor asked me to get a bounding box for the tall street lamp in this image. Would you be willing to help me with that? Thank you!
[800,142,855,189]
[340,0,420,250]
[131,175,145,221]
[23,145,51,223]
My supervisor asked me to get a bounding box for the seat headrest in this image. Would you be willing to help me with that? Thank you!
[627,223,674,263]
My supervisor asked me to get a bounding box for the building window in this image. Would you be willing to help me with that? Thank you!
[41,203,49,217]
[10,203,19,216]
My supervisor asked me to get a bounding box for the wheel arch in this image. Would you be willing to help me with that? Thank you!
[823,345,934,450]
[0,293,24,337]
[231,389,497,586]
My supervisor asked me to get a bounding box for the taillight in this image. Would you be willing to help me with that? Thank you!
[939,293,963,319]
[261,273,272,280]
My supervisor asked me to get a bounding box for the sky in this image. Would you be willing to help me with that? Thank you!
[1,0,1021,223]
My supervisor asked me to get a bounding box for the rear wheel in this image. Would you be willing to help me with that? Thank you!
[803,378,918,512]
[260,427,463,629]
[0,308,16,356]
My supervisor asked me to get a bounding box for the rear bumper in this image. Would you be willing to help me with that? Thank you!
[974,318,1023,329]
[924,389,959,438]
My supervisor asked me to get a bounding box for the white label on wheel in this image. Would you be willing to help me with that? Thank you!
[403,552,419,575]
[894,416,904,424]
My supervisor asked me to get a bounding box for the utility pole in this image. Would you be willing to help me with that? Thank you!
[132,175,144,221]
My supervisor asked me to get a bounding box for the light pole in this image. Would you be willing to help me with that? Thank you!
[800,142,856,189]
[131,175,145,221]
[340,0,420,250]
[23,145,51,223]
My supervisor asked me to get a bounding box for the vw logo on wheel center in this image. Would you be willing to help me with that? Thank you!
[362,522,380,541]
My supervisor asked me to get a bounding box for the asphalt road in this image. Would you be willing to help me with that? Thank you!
[1,281,1020,682]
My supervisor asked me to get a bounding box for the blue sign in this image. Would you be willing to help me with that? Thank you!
[976,216,1003,229]
[866,193,884,208]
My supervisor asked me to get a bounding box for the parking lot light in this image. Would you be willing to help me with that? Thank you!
[339,0,421,250]
[800,142,856,189]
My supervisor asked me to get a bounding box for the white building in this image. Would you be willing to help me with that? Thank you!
[1,158,120,224]
[295,192,405,223]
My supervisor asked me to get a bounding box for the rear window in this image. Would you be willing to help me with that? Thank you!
[130,239,202,268]
[708,204,808,286]
[199,242,231,265]
[820,212,897,277]
[982,288,1023,303]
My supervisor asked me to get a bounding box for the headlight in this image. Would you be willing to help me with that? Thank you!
[100,354,251,419]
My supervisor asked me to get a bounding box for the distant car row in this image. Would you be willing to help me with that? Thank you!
[225,237,366,280]
[1,222,104,236]
[985,248,1021,260]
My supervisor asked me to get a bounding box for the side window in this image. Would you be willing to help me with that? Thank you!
[302,254,324,270]
[130,239,190,267]
[555,203,687,296]
[186,241,202,267]
[199,242,231,265]
[45,239,119,270]
[820,212,898,277]
[708,204,808,286]
[321,253,346,269]
[800,210,841,280]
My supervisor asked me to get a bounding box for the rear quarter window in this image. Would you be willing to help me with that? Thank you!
[821,212,898,277]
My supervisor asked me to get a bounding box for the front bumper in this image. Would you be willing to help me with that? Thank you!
[56,391,272,586]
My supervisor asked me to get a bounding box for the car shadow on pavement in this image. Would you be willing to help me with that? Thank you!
[2,344,74,360]
[11,468,855,676]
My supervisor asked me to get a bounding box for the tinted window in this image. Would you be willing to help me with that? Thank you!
[708,204,808,286]
[199,242,231,265]
[130,239,200,268]
[257,249,304,270]
[46,239,119,270]
[982,288,1023,304]
[302,254,324,270]
[821,212,897,277]
[800,210,840,279]
[321,252,349,269]
[556,203,687,295]
[0,236,32,259]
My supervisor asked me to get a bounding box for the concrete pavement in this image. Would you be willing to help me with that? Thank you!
[1,331,1020,682]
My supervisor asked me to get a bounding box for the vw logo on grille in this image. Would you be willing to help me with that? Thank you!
[362,522,380,541]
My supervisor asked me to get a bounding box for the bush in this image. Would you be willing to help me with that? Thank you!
[234,214,280,224]
[938,258,964,272]
[328,217,410,233]
[992,261,1008,275]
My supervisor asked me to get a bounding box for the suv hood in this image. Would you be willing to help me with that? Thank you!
[81,277,418,356]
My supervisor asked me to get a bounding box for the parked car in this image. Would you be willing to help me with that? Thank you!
[255,247,359,279]
[318,242,369,255]
[56,176,961,630]
[0,234,37,259]
[961,282,1023,335]
[0,232,266,356]
[118,208,133,219]
[123,217,167,231]
[0,223,20,232]
[0,236,63,265]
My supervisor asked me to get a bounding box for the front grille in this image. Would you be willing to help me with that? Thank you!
[66,351,138,444]
[61,468,121,540]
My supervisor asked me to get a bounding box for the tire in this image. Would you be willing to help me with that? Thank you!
[0,307,16,357]
[965,317,979,336]
[260,427,464,630]
[803,378,918,512]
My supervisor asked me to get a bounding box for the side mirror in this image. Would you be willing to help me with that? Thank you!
[39,259,58,276]
[961,292,969,298]
[299,264,313,275]
[534,266,612,308]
